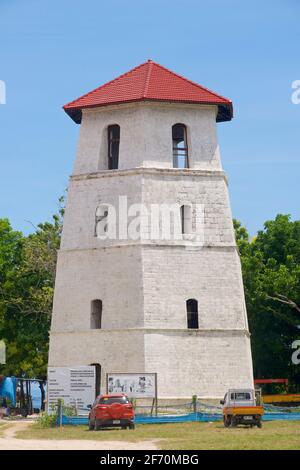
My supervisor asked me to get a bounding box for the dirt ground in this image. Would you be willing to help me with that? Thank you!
[0,420,158,450]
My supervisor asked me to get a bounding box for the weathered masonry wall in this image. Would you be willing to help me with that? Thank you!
[49,101,254,399]
[144,330,253,398]
[73,102,221,174]
[48,329,253,398]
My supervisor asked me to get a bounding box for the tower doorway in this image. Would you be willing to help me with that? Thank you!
[90,363,101,397]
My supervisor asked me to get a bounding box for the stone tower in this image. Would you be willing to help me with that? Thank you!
[48,60,254,398]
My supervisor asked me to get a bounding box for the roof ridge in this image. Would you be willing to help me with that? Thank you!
[143,60,153,98]
[63,61,149,109]
[150,60,232,103]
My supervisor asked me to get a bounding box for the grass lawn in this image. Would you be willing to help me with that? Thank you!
[15,421,300,450]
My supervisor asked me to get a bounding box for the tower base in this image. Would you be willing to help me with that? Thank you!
[48,328,253,399]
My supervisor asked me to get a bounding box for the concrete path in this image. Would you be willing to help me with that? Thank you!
[0,420,158,450]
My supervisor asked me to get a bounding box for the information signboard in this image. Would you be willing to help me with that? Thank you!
[106,373,157,399]
[47,366,95,412]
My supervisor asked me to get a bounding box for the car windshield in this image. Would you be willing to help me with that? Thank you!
[99,396,129,405]
[230,392,251,401]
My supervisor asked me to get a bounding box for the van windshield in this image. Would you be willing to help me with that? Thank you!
[230,392,251,401]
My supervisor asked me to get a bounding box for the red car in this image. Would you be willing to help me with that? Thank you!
[88,393,135,430]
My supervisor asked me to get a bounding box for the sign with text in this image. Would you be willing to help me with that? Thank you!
[107,373,157,398]
[47,366,95,412]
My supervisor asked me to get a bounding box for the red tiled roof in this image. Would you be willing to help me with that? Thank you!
[64,60,233,123]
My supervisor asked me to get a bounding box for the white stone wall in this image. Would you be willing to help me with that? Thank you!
[60,168,232,251]
[141,171,234,246]
[73,102,221,174]
[48,330,146,393]
[54,168,248,331]
[145,331,254,398]
[142,246,248,330]
[60,172,143,251]
[48,101,254,399]
[48,329,253,398]
[51,243,247,334]
[51,246,144,331]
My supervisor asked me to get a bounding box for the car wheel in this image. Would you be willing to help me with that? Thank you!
[88,420,95,431]
[129,422,135,430]
[95,421,102,431]
[257,420,262,428]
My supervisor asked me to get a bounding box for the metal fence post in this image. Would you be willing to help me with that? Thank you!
[57,399,63,430]
[192,395,197,414]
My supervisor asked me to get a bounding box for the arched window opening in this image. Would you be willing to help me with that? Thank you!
[180,205,192,234]
[186,299,199,329]
[95,205,109,237]
[108,125,120,170]
[172,124,188,168]
[91,299,102,329]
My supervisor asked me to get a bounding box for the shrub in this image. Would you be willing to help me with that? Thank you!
[36,412,57,428]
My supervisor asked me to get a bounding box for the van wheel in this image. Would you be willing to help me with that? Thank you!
[230,417,237,427]
[129,422,135,430]
[224,415,231,427]
[257,420,262,428]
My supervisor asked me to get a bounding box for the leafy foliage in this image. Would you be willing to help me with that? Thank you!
[234,215,300,388]
[36,410,58,428]
[0,199,64,379]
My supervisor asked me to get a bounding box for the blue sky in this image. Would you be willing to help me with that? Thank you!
[0,0,299,236]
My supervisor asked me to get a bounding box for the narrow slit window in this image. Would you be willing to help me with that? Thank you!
[186,299,199,329]
[180,205,192,234]
[172,124,188,168]
[108,125,120,170]
[91,299,102,329]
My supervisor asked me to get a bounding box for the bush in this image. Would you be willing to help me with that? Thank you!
[63,405,76,416]
[36,412,57,428]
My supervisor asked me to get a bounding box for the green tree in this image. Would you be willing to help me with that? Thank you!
[0,201,63,379]
[235,215,300,388]
[0,218,23,282]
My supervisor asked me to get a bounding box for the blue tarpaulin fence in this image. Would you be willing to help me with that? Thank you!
[262,413,300,421]
[0,377,17,406]
[58,410,300,426]
[0,377,45,410]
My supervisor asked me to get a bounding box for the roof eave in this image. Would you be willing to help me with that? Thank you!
[63,99,233,124]
[216,103,233,122]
